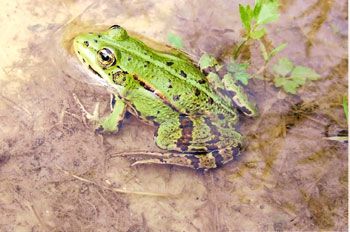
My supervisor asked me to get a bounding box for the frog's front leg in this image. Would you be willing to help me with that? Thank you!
[199,54,258,117]
[74,93,126,134]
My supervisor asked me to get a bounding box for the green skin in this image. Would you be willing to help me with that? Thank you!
[73,25,257,170]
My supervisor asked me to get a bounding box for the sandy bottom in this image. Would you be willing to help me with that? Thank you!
[0,0,347,231]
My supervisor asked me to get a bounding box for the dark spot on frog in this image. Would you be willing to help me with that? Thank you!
[206,144,219,151]
[206,138,220,144]
[194,89,200,96]
[97,34,101,38]
[217,87,228,97]
[173,95,180,101]
[139,81,145,87]
[77,51,80,54]
[177,116,194,152]
[218,113,225,120]
[82,58,86,63]
[187,155,200,169]
[144,61,150,68]
[208,97,214,104]
[203,117,222,149]
[128,57,132,61]
[166,61,174,66]
[157,110,160,114]
[226,90,236,98]
[94,39,98,43]
[212,150,224,167]
[198,79,206,84]
[168,84,173,88]
[84,41,89,47]
[179,70,187,77]
[146,116,156,121]
[202,66,215,75]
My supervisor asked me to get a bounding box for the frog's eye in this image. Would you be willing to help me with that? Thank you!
[97,48,116,68]
[107,25,128,40]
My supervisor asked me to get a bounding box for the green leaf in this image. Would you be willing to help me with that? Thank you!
[239,4,251,31]
[291,66,320,81]
[272,58,320,94]
[273,76,285,87]
[227,61,251,85]
[250,27,266,39]
[256,1,280,25]
[269,43,287,58]
[246,5,254,21]
[198,53,218,69]
[273,76,298,94]
[273,58,293,76]
[343,96,348,122]
[253,1,262,18]
[167,32,183,49]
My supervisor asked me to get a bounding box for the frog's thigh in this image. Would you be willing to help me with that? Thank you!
[155,116,214,152]
[96,95,126,133]
[154,119,181,150]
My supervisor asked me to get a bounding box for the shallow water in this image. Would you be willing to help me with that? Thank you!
[0,0,347,231]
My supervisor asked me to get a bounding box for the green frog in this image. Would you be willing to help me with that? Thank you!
[73,25,257,170]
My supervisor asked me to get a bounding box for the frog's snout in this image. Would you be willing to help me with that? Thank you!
[73,35,84,55]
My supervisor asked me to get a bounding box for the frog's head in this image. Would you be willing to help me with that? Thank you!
[73,25,129,81]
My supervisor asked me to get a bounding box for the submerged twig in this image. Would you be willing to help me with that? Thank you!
[323,136,348,142]
[56,165,176,198]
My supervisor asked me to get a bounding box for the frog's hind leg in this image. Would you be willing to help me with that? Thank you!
[199,54,257,117]
[124,115,242,170]
[129,147,240,170]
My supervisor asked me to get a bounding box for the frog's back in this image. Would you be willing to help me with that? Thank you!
[111,33,235,117]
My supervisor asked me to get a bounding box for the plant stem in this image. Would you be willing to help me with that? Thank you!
[233,38,249,60]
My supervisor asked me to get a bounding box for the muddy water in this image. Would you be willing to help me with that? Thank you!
[0,0,347,231]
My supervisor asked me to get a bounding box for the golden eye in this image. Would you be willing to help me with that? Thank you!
[97,48,116,68]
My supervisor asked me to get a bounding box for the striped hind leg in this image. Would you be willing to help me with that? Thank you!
[128,147,240,170]
[113,115,242,170]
